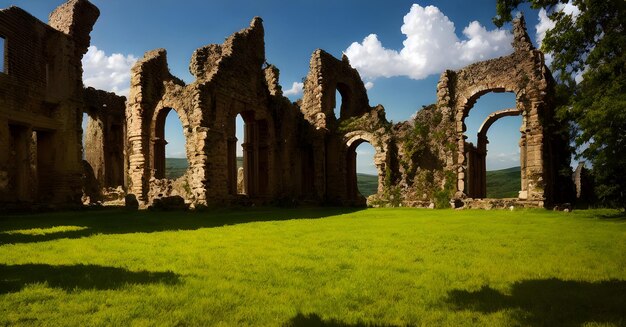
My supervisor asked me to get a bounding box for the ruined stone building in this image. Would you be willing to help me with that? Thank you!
[0,0,573,210]
[0,0,100,207]
[126,15,570,209]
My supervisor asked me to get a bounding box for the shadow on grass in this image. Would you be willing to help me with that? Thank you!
[0,263,179,294]
[0,207,364,245]
[284,313,409,327]
[447,278,626,326]
[598,211,626,221]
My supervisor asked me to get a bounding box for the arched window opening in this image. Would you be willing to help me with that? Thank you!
[355,142,378,197]
[151,108,187,180]
[163,109,187,180]
[333,83,351,121]
[346,140,379,203]
[333,89,341,121]
[463,92,521,198]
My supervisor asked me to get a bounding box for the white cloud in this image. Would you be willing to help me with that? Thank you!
[535,9,555,47]
[345,4,513,80]
[364,81,374,90]
[284,81,304,97]
[534,2,581,71]
[487,151,520,170]
[82,45,137,97]
[536,2,580,47]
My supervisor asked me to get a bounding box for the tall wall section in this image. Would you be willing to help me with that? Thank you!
[0,0,99,208]
[126,18,312,208]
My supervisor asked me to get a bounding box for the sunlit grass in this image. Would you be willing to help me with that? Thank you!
[1,226,88,236]
[0,208,625,326]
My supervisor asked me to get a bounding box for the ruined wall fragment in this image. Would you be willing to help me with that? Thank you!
[126,18,307,208]
[0,0,98,208]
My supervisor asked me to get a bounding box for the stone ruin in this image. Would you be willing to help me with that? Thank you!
[0,0,574,210]
[0,0,100,209]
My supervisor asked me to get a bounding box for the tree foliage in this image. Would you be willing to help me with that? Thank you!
[495,0,626,209]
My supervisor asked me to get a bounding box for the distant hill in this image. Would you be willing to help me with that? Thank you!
[357,173,378,197]
[165,158,188,179]
[166,158,379,196]
[486,166,521,198]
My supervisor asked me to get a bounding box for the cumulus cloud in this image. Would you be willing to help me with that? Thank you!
[364,81,374,90]
[535,2,581,69]
[345,4,513,80]
[488,151,521,170]
[535,9,555,47]
[284,81,304,97]
[535,2,579,46]
[82,46,137,97]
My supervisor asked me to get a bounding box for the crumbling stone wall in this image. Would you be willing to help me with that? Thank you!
[83,87,127,191]
[1,0,569,210]
[0,0,98,207]
[433,16,571,207]
[125,15,569,209]
[363,16,571,209]
[126,18,311,208]
[387,104,456,208]
[301,51,392,205]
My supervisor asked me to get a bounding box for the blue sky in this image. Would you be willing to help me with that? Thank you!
[5,0,553,174]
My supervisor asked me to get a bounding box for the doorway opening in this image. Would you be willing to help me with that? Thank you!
[463,92,521,198]
[346,140,379,201]
[152,108,187,180]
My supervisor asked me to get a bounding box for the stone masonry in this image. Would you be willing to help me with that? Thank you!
[0,0,99,208]
[1,0,573,210]
[435,16,572,208]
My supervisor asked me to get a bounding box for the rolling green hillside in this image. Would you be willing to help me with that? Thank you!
[165,158,189,180]
[357,173,378,197]
[486,166,521,198]
[166,158,378,196]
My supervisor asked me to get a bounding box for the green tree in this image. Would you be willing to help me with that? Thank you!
[495,0,626,209]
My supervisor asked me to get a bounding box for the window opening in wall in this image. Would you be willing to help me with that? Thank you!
[333,89,341,121]
[163,109,187,180]
[235,113,245,194]
[81,112,89,160]
[0,36,6,73]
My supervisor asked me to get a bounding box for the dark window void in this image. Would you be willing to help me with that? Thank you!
[0,36,5,73]
[333,83,352,121]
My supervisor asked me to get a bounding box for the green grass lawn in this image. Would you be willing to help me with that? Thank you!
[1,208,625,326]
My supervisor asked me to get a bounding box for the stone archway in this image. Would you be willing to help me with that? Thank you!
[149,106,190,180]
[466,108,522,198]
[436,16,558,204]
[344,131,387,204]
